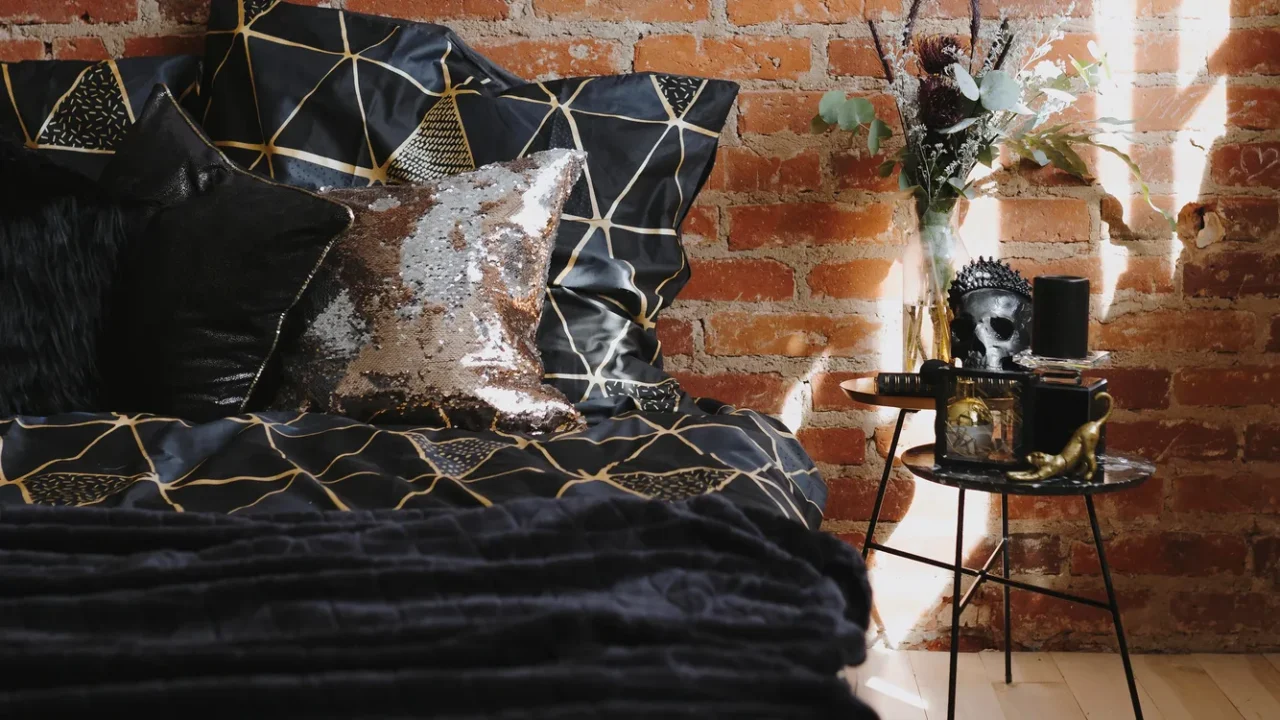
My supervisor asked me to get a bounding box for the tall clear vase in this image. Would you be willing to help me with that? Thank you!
[902,208,965,372]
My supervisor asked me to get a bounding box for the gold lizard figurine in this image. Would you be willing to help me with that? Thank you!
[1007,392,1114,482]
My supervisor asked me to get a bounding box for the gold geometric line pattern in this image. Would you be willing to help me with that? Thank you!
[0,410,819,528]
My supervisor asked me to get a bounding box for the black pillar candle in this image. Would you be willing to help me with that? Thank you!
[1032,275,1090,359]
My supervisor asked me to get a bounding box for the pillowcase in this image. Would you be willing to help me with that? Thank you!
[0,141,137,416]
[461,75,738,412]
[194,0,521,189]
[0,56,202,179]
[97,86,354,421]
[270,150,586,433]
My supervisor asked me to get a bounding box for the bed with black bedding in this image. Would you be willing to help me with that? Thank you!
[0,403,875,718]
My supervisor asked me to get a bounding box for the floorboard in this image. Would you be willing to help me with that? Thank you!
[1193,654,1280,720]
[854,648,929,720]
[1052,652,1164,720]
[1130,656,1243,720]
[907,650,1006,720]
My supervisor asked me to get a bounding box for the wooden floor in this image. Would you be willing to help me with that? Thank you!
[850,651,1280,719]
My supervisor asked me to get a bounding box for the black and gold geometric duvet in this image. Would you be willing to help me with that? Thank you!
[0,56,201,178]
[193,0,735,413]
[0,404,825,528]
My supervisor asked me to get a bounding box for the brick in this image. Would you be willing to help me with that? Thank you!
[737,90,825,135]
[669,372,788,413]
[1255,536,1280,584]
[824,474,913,522]
[680,205,718,246]
[910,0,1090,19]
[728,203,896,249]
[1010,533,1063,575]
[1009,476,1164,521]
[657,318,694,356]
[1174,367,1280,407]
[1070,532,1248,576]
[1093,310,1256,353]
[1271,316,1280,353]
[346,0,510,20]
[1245,423,1280,461]
[1184,252,1280,298]
[1133,85,1219,132]
[1005,257,1173,296]
[1127,143,1176,186]
[0,38,43,61]
[1045,33,1180,74]
[707,312,880,357]
[1108,420,1238,461]
[123,35,205,57]
[1011,589,1149,636]
[1100,195,1178,241]
[1208,28,1280,75]
[1179,197,1280,243]
[1228,86,1280,130]
[533,0,708,21]
[828,38,885,78]
[1081,368,1171,410]
[796,427,866,465]
[811,371,874,411]
[807,258,898,300]
[1173,472,1280,515]
[159,0,209,24]
[635,36,810,81]
[683,258,795,301]
[0,0,135,24]
[472,39,624,79]
[832,147,901,192]
[52,37,108,61]
[707,147,821,193]
[1171,592,1280,633]
[969,198,1090,243]
[728,0,861,24]
[1229,0,1280,16]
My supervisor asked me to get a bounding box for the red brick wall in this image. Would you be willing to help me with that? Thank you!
[4,0,1278,652]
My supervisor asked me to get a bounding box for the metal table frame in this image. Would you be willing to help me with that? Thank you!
[863,408,1144,720]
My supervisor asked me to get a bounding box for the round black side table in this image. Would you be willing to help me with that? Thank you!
[899,445,1156,720]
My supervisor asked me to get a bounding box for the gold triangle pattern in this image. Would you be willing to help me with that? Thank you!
[39,62,130,151]
[388,95,474,183]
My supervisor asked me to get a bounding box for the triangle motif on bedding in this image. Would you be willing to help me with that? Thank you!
[388,97,474,184]
[40,62,131,151]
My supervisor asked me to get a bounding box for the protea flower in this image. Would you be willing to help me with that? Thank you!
[917,75,968,130]
[917,35,963,76]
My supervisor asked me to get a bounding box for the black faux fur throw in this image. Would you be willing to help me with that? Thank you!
[0,141,135,416]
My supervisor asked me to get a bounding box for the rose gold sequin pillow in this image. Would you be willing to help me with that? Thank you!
[270,150,585,433]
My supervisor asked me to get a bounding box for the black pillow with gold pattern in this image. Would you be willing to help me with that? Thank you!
[0,55,201,179]
[192,0,736,414]
[97,86,354,421]
[193,0,520,189]
[269,150,586,434]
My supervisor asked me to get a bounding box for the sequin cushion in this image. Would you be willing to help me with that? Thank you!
[270,150,586,434]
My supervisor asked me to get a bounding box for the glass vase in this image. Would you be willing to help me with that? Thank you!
[902,208,964,371]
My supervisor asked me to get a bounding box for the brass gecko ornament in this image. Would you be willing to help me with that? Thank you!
[1006,392,1114,482]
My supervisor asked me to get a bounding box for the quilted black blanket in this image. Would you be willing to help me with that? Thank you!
[0,495,874,718]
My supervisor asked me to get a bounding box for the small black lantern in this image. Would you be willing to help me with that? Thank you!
[934,367,1034,470]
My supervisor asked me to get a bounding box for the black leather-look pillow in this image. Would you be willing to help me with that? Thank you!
[0,141,137,417]
[98,86,353,421]
[193,0,520,189]
[0,56,201,179]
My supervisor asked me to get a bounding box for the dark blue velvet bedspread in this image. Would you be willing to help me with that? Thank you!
[0,494,874,718]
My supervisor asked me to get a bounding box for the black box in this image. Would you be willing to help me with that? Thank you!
[1030,377,1108,456]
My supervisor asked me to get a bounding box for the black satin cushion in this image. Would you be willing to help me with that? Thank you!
[98,86,353,421]
[192,0,520,188]
[0,141,138,416]
[0,56,202,179]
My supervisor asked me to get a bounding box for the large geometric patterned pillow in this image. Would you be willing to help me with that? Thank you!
[459,75,737,412]
[0,56,201,179]
[194,0,521,189]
